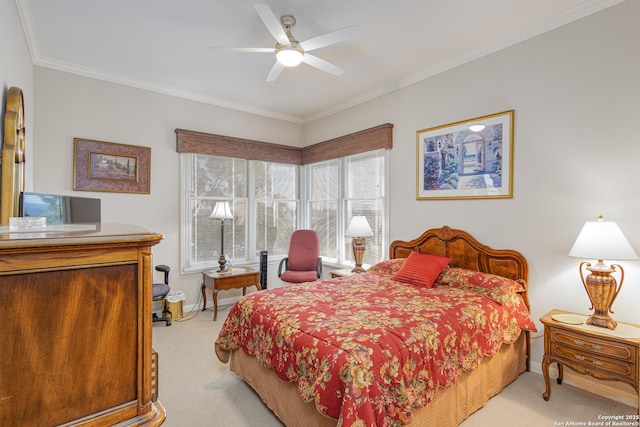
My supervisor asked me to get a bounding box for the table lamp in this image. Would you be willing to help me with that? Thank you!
[568,215,638,329]
[345,215,373,273]
[209,201,234,272]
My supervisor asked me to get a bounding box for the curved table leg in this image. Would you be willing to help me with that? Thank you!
[542,356,551,401]
[201,282,207,311]
[557,363,564,385]
[213,289,218,321]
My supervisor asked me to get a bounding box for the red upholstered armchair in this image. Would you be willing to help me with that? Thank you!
[278,230,322,283]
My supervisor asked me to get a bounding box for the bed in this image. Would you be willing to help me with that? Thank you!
[215,226,536,426]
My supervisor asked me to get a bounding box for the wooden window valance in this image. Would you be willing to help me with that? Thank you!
[175,123,393,165]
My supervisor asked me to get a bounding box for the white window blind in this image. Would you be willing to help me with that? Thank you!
[181,154,297,272]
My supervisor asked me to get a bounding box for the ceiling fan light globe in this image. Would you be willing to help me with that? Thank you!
[276,48,303,67]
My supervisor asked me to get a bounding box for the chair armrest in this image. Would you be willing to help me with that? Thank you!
[278,257,288,277]
[155,265,170,273]
[155,264,171,284]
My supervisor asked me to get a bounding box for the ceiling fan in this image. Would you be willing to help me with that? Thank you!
[211,4,359,82]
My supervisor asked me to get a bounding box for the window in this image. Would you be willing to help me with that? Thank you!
[181,154,298,272]
[344,151,386,266]
[307,161,339,261]
[254,161,298,258]
[177,125,392,272]
[306,149,387,267]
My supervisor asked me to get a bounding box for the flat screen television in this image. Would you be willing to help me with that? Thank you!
[19,192,101,224]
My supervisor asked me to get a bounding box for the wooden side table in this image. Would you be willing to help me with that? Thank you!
[201,267,261,320]
[540,309,640,406]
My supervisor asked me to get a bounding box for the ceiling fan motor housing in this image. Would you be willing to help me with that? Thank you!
[275,15,303,66]
[280,15,296,30]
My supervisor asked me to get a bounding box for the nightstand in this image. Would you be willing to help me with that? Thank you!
[540,309,640,405]
[201,267,261,321]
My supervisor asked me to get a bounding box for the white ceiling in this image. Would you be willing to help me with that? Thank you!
[17,0,622,123]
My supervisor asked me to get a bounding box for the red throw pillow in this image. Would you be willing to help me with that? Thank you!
[391,251,451,288]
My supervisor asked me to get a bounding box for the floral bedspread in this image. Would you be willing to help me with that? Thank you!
[215,269,536,427]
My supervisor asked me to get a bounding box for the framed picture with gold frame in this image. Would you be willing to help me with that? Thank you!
[73,138,151,194]
[416,110,514,200]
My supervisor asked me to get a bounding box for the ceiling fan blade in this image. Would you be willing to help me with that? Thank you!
[209,47,275,53]
[302,54,344,76]
[254,4,290,46]
[266,61,285,82]
[299,26,359,52]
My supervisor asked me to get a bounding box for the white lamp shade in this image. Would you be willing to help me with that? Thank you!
[345,215,373,237]
[569,219,638,260]
[209,201,234,220]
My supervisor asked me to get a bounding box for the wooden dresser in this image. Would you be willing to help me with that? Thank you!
[0,223,166,426]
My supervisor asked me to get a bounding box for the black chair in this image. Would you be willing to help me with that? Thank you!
[152,264,172,326]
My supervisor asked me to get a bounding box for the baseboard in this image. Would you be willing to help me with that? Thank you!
[189,295,240,312]
[531,363,639,408]
[171,296,241,317]
[154,296,241,318]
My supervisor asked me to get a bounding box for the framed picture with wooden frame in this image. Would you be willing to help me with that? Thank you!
[416,110,514,200]
[73,138,151,194]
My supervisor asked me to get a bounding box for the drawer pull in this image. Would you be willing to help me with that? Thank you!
[574,339,603,350]
[574,354,604,366]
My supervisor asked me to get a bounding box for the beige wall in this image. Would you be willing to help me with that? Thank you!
[9,0,639,406]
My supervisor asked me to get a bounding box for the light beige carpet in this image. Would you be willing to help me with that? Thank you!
[152,304,638,427]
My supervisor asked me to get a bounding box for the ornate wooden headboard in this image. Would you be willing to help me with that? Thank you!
[389,225,528,283]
